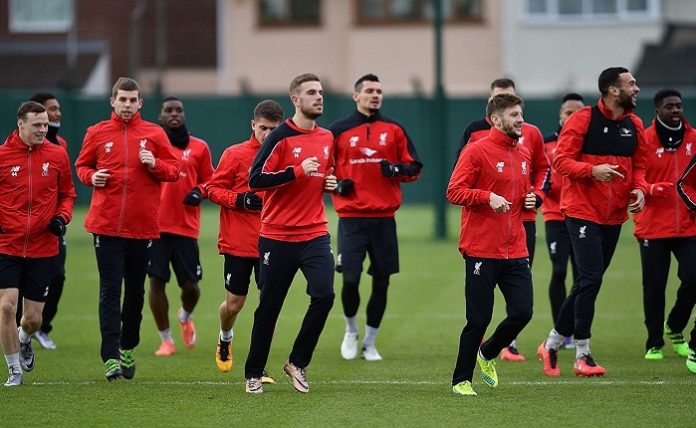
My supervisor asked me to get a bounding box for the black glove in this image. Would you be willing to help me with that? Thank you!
[334,179,355,197]
[47,216,67,237]
[183,187,203,206]
[379,160,400,177]
[235,192,262,211]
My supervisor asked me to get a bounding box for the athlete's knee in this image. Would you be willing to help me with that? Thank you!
[225,294,246,314]
[0,299,17,319]
[371,275,390,292]
[22,308,43,330]
[311,292,335,311]
[342,270,361,287]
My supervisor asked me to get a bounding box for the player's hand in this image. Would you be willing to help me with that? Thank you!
[592,164,624,182]
[380,160,401,177]
[524,188,536,210]
[649,181,674,197]
[139,149,156,168]
[301,156,319,175]
[92,169,110,187]
[47,216,67,237]
[235,192,262,211]
[183,187,203,206]
[335,178,355,196]
[490,192,512,212]
[324,168,337,192]
[629,189,645,213]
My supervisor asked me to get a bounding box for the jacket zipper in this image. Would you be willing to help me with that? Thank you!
[118,125,128,235]
[507,146,516,259]
[674,151,680,235]
[24,146,33,257]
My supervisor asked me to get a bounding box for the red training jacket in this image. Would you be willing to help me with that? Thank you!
[458,118,550,222]
[208,134,264,258]
[555,99,649,225]
[75,112,180,239]
[541,129,565,222]
[157,135,214,239]
[329,110,423,217]
[447,127,530,259]
[249,119,334,242]
[634,120,696,239]
[0,131,76,258]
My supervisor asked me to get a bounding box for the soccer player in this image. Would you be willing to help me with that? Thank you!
[457,78,550,362]
[147,97,214,356]
[538,67,648,377]
[243,73,337,394]
[330,73,422,361]
[75,77,180,381]
[541,93,585,349]
[0,101,76,387]
[207,99,283,384]
[13,93,71,350]
[676,133,696,374]
[635,89,696,360]
[448,94,535,396]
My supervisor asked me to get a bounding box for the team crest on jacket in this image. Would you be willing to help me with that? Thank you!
[521,160,528,175]
[323,146,329,160]
[42,162,50,176]
[379,132,388,146]
[182,149,191,161]
[139,139,148,151]
[349,136,359,147]
[293,147,301,158]
[10,165,20,176]
[105,142,113,153]
[687,143,692,156]
[518,136,525,145]
[496,161,505,173]
[656,147,664,158]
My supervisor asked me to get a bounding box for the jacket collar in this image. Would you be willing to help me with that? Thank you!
[111,111,143,126]
[249,133,261,149]
[598,98,632,121]
[6,130,43,149]
[488,126,518,147]
[353,109,382,123]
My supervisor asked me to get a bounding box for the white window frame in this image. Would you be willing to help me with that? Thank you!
[520,0,661,23]
[9,0,74,33]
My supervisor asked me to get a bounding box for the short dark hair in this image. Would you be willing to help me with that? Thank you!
[490,78,516,92]
[30,92,57,105]
[254,99,284,122]
[598,67,629,96]
[354,73,380,92]
[289,73,320,96]
[112,77,141,98]
[562,92,584,103]
[161,96,181,106]
[653,88,682,108]
[17,101,46,121]
[486,94,524,119]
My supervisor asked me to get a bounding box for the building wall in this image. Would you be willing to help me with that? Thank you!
[219,0,501,96]
[500,0,663,96]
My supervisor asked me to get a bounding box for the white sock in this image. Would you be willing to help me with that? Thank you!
[478,348,490,362]
[178,308,191,323]
[546,329,565,350]
[220,329,233,342]
[509,339,518,349]
[159,329,173,342]
[5,353,20,369]
[18,327,31,344]
[363,325,379,347]
[345,316,358,334]
[575,339,590,359]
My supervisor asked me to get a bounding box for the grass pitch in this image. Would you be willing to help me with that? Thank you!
[0,204,694,427]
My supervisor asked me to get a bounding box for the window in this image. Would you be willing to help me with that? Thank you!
[259,0,320,26]
[9,0,74,33]
[522,0,661,22]
[356,0,483,24]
